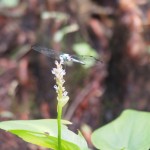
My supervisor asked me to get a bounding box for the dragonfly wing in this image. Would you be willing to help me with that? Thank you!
[32,45,60,60]
[71,55,102,65]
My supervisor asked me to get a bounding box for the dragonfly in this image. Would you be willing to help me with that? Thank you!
[32,45,102,65]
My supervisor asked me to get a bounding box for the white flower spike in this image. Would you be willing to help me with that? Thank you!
[52,60,69,107]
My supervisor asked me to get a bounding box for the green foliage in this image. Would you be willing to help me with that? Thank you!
[41,11,69,21]
[0,0,19,7]
[1,109,150,150]
[91,109,150,150]
[73,42,99,68]
[54,24,79,42]
[0,119,89,150]
[73,43,98,57]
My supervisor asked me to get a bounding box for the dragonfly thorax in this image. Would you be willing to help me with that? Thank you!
[59,54,72,63]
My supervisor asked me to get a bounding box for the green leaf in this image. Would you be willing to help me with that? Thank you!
[54,24,79,42]
[0,119,89,150]
[91,109,150,150]
[73,43,99,68]
[73,43,97,57]
[0,0,19,7]
[41,11,69,21]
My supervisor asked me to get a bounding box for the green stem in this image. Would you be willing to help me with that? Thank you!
[57,103,62,150]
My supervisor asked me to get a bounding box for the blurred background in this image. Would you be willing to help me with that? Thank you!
[0,0,150,149]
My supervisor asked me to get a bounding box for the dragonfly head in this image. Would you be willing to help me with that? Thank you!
[59,54,71,63]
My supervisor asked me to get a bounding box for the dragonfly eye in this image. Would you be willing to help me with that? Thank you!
[59,55,67,64]
[59,55,64,60]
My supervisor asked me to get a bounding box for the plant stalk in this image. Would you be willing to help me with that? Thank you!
[57,103,62,150]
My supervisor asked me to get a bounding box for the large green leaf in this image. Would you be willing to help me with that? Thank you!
[0,119,89,150]
[91,109,150,150]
